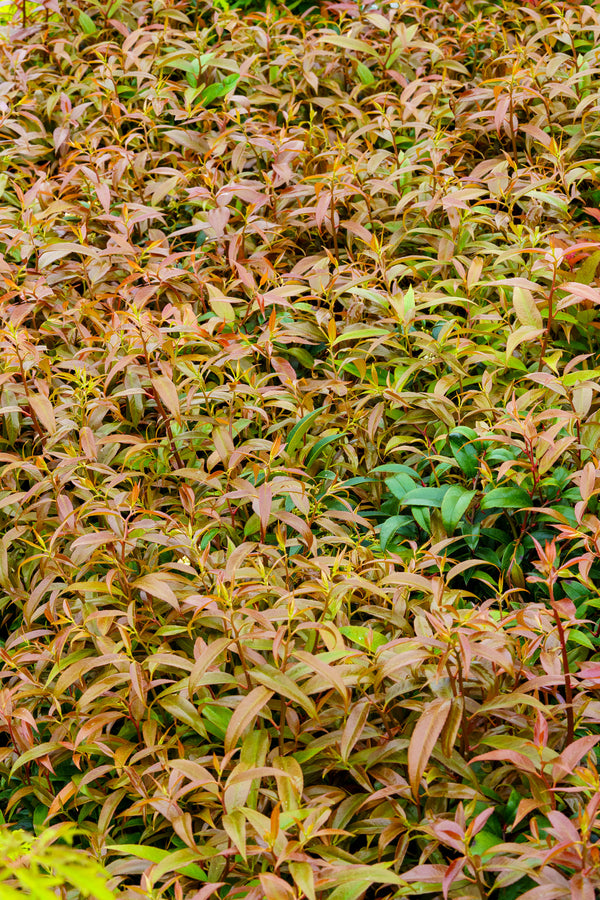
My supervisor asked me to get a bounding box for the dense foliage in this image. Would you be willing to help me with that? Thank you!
[1,0,600,897]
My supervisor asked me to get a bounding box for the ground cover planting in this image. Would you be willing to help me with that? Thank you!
[1,0,600,896]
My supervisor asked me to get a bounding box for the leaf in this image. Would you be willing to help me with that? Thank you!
[398,486,450,508]
[294,651,349,707]
[158,696,207,736]
[167,760,219,792]
[552,735,600,781]
[568,628,594,649]
[479,487,531,510]
[316,34,379,56]
[189,637,230,699]
[332,325,388,345]
[339,625,386,651]
[442,857,465,900]
[385,472,417,500]
[106,844,207,880]
[506,325,544,360]
[408,698,451,798]
[250,664,317,718]
[124,371,144,426]
[573,249,600,285]
[222,809,246,861]
[470,749,537,774]
[259,873,295,900]
[514,886,570,900]
[134,574,179,606]
[441,698,463,758]
[513,286,542,328]
[77,11,97,34]
[38,243,95,267]
[441,485,476,533]
[305,431,346,465]
[1,387,20,444]
[202,704,232,739]
[209,298,235,321]
[286,406,325,456]
[201,74,239,106]
[224,685,273,754]
[289,862,316,900]
[152,375,181,423]
[340,698,370,762]
[379,515,412,550]
[449,429,480,479]
[29,393,56,434]
[469,829,499,862]
[10,743,62,777]
[320,864,403,887]
[356,61,375,85]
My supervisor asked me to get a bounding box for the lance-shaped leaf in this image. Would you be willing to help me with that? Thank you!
[408,698,452,799]
[224,685,274,754]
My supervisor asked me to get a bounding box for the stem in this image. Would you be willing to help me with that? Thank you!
[549,584,574,744]
[538,267,558,370]
[230,614,252,691]
[508,86,518,170]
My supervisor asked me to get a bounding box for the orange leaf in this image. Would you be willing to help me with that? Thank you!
[152,375,181,423]
[224,685,273,754]
[408,698,451,799]
[259,874,295,900]
[134,574,179,607]
[339,698,370,763]
[29,393,56,433]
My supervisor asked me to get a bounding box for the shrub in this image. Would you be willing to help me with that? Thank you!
[0,0,599,898]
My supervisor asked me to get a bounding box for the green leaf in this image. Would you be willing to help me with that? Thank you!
[223,809,247,861]
[2,387,20,445]
[10,869,61,900]
[305,431,346,465]
[32,804,49,833]
[158,696,207,736]
[77,11,97,34]
[10,743,63,777]
[568,628,595,649]
[286,406,325,455]
[332,325,388,345]
[471,829,501,861]
[399,486,450,508]
[290,862,316,900]
[441,485,476,533]
[356,61,375,85]
[480,487,531,510]
[202,704,232,739]
[386,473,417,500]
[49,863,114,900]
[339,625,387,650]
[449,428,480,478]
[379,515,412,550]
[200,74,239,106]
[412,506,431,533]
[106,844,207,880]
